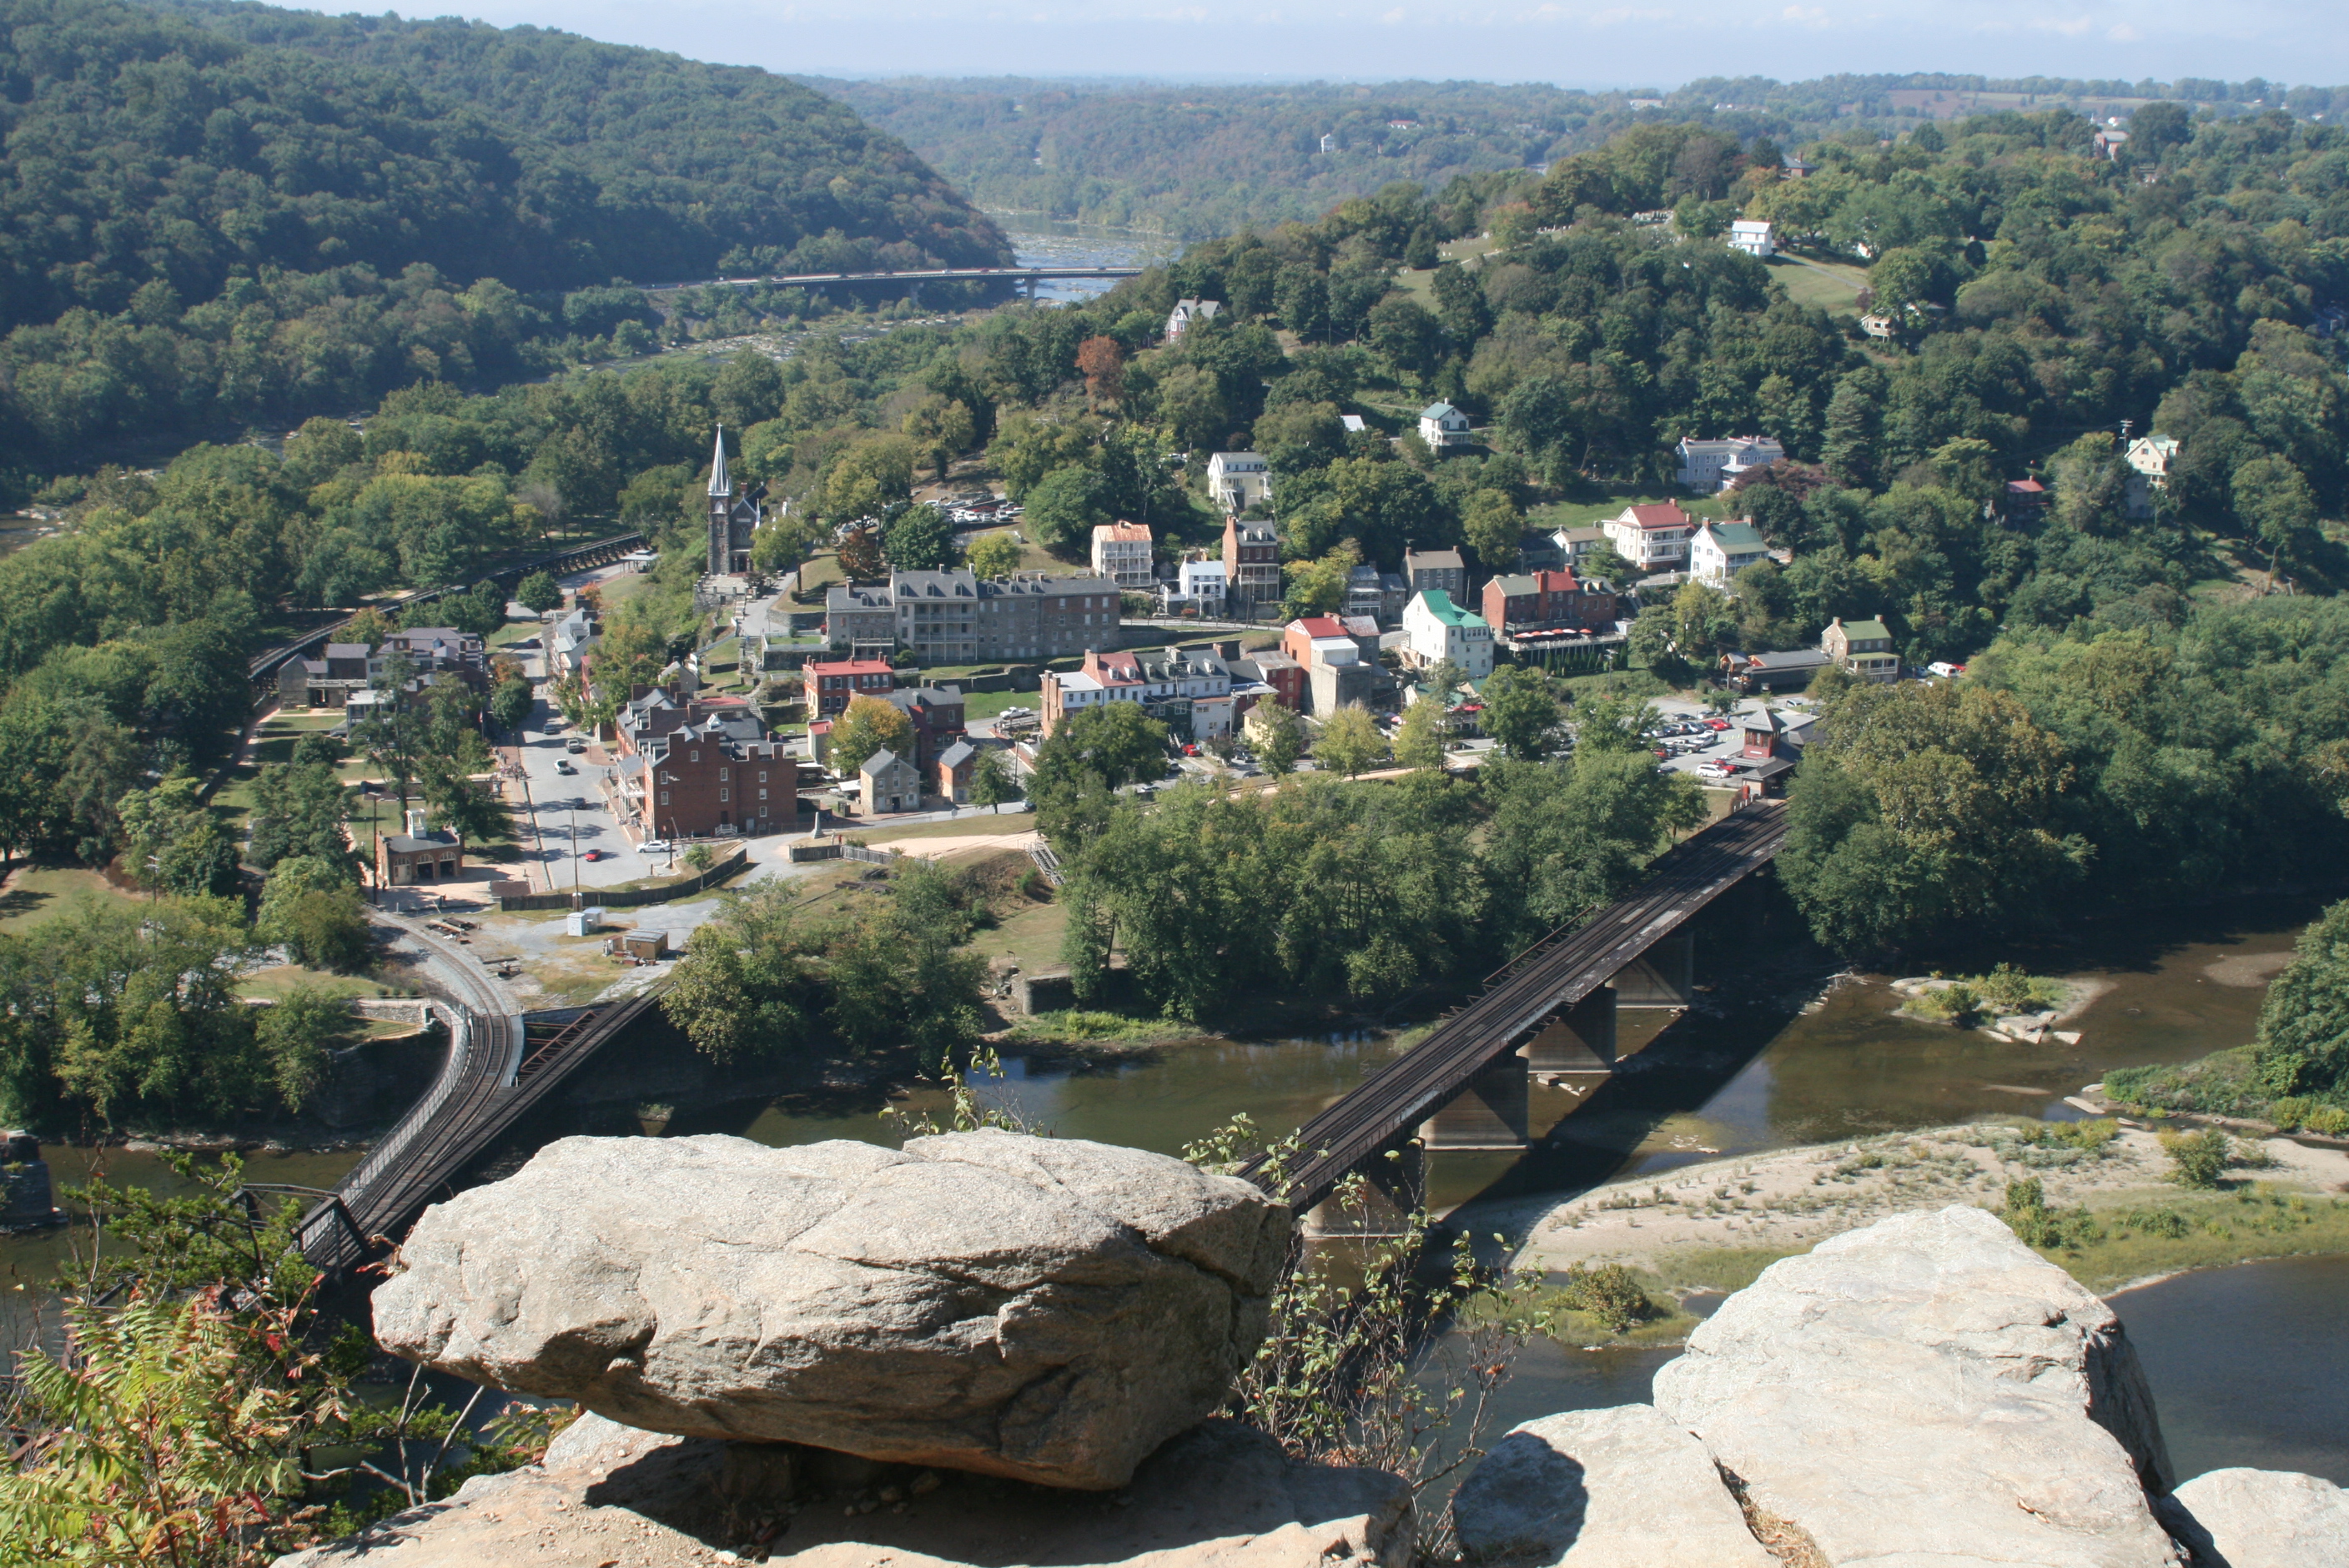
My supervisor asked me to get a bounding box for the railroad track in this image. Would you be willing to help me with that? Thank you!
[1243,802,1790,1213]
[290,927,666,1273]
[246,531,646,687]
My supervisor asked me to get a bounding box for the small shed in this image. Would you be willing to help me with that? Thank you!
[619,929,670,960]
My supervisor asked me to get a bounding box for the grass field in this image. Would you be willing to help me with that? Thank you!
[850,812,1039,845]
[0,866,143,932]
[1767,253,1868,315]
[1527,487,1743,533]
[236,965,393,1003]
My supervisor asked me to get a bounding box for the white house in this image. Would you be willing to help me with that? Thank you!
[1177,557,1226,611]
[1401,590,1495,681]
[1089,520,1154,589]
[2125,435,2180,519]
[1690,519,1770,588]
[1728,219,1775,258]
[1676,435,1784,492]
[1206,451,1272,513]
[1165,298,1221,341]
[858,748,921,815]
[1602,501,1696,571]
[1419,401,1473,451]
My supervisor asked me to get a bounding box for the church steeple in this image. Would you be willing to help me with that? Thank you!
[707,425,732,499]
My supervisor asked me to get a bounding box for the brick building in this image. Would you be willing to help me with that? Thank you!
[1479,570,1617,640]
[1222,517,1280,613]
[375,810,463,887]
[607,687,797,840]
[886,685,968,767]
[804,659,897,716]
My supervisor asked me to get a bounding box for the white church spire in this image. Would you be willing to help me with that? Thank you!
[707,425,732,498]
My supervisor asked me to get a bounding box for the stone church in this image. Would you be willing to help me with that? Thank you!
[706,426,767,577]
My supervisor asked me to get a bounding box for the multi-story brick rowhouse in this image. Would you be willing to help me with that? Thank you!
[606,686,797,840]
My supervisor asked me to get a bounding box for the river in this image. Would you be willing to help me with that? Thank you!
[1001,218,1183,302]
[5,894,2342,1485]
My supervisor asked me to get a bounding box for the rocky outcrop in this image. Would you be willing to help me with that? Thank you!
[2159,1468,2349,1568]
[270,1413,1411,1568]
[371,1130,1289,1490]
[1647,1204,2180,1567]
[1450,1405,1770,1567]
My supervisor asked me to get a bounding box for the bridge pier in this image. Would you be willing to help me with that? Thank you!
[1420,1048,1531,1151]
[1610,932,1693,1008]
[1300,1128,1423,1239]
[1527,986,1617,1074]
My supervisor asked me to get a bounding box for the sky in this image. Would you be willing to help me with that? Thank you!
[437,1,2343,88]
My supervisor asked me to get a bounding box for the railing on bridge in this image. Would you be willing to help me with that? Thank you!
[1240,802,1791,1219]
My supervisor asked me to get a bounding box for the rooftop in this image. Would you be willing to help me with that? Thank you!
[1411,589,1486,630]
[1621,502,1693,530]
[1095,520,1153,543]
[1702,520,1768,551]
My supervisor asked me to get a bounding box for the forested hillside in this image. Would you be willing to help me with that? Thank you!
[0,0,1008,473]
[814,73,2338,239]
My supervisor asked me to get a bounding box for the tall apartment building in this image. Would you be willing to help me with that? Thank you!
[1222,516,1280,613]
[1090,520,1154,588]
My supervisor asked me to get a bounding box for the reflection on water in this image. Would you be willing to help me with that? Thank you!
[2113,1254,2349,1485]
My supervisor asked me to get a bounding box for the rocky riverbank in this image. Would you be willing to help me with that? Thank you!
[1488,1119,2349,1299]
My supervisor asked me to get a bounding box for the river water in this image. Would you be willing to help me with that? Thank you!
[1001,219,1183,302]
[6,893,2342,1483]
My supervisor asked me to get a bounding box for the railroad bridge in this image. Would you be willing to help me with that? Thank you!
[1240,801,1791,1220]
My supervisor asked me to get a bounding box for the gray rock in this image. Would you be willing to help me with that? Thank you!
[1451,1404,1771,1566]
[1651,1204,2181,1568]
[269,1413,1411,1568]
[371,1130,1290,1490]
[2161,1468,2349,1568]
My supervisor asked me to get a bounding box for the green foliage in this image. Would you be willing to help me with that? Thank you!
[881,503,958,572]
[2250,897,2349,1106]
[661,862,987,1068]
[1393,697,1446,771]
[964,532,1024,580]
[1251,701,1305,778]
[2160,1128,2236,1189]
[1548,1261,1659,1333]
[490,675,533,733]
[1313,705,1386,779]
[967,746,1019,811]
[515,571,562,614]
[1479,665,1560,761]
[117,779,242,898]
[257,877,372,974]
[246,763,355,874]
[829,693,914,776]
[1999,1176,2102,1250]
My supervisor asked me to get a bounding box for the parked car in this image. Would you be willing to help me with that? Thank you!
[1928,661,1968,679]
[555,760,576,774]
[581,847,609,862]
[640,838,672,854]
[566,737,586,754]
[1695,761,1737,780]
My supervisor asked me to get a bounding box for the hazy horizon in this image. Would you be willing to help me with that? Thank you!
[414,2,2342,92]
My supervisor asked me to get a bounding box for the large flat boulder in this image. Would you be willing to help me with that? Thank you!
[1451,1404,1771,1566]
[1650,1204,2181,1568]
[2160,1468,2349,1568]
[270,1413,1411,1568]
[371,1130,1290,1490]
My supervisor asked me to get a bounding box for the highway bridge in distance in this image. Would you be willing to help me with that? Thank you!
[641,265,1146,298]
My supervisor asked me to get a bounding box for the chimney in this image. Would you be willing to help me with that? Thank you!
[405,808,430,838]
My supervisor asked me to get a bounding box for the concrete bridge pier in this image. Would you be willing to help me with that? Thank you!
[1419,1049,1532,1151]
[1610,932,1693,1008]
[1527,987,1617,1075]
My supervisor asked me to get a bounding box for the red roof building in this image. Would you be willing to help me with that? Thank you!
[802,659,897,716]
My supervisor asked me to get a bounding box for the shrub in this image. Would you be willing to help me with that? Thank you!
[2266,1095,2316,1131]
[1552,1262,1658,1332]
[2160,1128,2234,1189]
[1999,1177,2101,1249]
[2305,1105,2349,1136]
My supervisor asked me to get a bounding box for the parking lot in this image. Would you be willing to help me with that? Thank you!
[1637,693,1814,781]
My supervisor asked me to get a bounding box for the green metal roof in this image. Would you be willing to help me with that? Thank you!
[1843,619,1893,641]
[1706,521,1767,551]
[1413,589,1486,628]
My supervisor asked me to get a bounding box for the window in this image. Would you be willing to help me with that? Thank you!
[720,788,729,802]
[659,791,670,805]
[719,767,729,781]
[690,751,700,763]
[758,787,767,800]
[758,771,767,782]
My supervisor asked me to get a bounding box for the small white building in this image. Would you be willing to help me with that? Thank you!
[1676,435,1784,492]
[1178,557,1226,611]
[858,747,921,815]
[1206,451,1272,514]
[2125,435,2180,520]
[1602,501,1696,571]
[1165,298,1221,341]
[1089,520,1154,589]
[1419,401,1473,451]
[1690,520,1770,588]
[1728,219,1775,258]
[1319,133,1336,153]
[1401,590,1495,681]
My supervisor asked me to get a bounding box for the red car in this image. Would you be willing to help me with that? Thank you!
[581,848,609,862]
[1704,717,1731,731]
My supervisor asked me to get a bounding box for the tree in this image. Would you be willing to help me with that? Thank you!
[2250,896,2349,1103]
[1034,703,1169,792]
[837,525,886,580]
[662,883,825,1063]
[814,435,917,524]
[1461,489,1522,572]
[1283,545,1358,619]
[118,780,240,898]
[516,570,562,614]
[831,694,914,775]
[967,532,1022,580]
[259,861,372,972]
[1314,706,1387,778]
[1252,701,1305,776]
[2232,454,2319,582]
[1024,465,1113,555]
[1670,580,1741,662]
[1076,335,1127,403]
[823,859,987,1068]
[882,503,958,572]
[1394,698,1446,771]
[491,674,533,732]
[247,763,355,874]
[254,983,348,1108]
[968,746,1019,812]
[1481,665,1560,761]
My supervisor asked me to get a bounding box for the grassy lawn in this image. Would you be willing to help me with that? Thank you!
[236,964,393,1003]
[1767,253,1868,315]
[850,812,1038,846]
[0,865,143,932]
[981,894,1070,974]
[956,690,1036,720]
